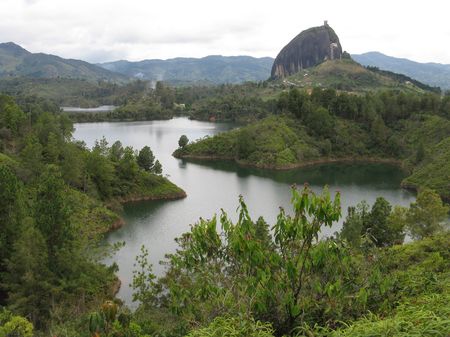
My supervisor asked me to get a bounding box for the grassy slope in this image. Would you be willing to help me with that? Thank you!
[402,136,450,200]
[325,293,449,336]
[282,59,425,93]
[110,173,186,203]
[320,234,450,337]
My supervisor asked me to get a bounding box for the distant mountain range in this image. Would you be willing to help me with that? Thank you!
[352,52,450,90]
[1,41,449,90]
[0,42,127,82]
[98,56,274,85]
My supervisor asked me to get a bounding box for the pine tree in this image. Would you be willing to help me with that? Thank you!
[20,135,43,176]
[137,146,155,171]
[407,189,449,239]
[34,166,73,263]
[4,221,53,327]
[178,135,189,148]
[365,197,392,247]
[152,160,162,175]
[0,165,24,269]
[43,132,60,164]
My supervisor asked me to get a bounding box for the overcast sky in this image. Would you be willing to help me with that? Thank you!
[1,0,449,64]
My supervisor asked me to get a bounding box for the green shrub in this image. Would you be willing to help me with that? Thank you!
[186,316,275,337]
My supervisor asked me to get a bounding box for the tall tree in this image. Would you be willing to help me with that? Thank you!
[364,197,392,247]
[370,116,389,147]
[0,165,24,261]
[152,160,162,175]
[340,201,369,248]
[178,135,189,148]
[43,132,60,164]
[4,221,53,327]
[117,146,139,188]
[0,94,26,134]
[34,166,72,262]
[85,147,115,198]
[20,135,44,176]
[407,189,449,239]
[137,146,155,172]
[109,140,124,162]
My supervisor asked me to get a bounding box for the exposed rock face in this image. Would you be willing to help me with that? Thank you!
[271,22,342,79]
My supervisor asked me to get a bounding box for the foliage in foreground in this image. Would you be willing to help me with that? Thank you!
[0,309,33,337]
[340,188,449,247]
[132,186,344,335]
[312,292,450,337]
[128,186,449,337]
[186,316,275,337]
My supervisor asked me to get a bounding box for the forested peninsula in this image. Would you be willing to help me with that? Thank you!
[174,87,450,200]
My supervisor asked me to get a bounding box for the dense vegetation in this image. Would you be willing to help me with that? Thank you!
[4,182,445,336]
[66,81,280,123]
[0,94,184,334]
[80,186,447,337]
[402,136,450,200]
[175,87,450,199]
[0,78,148,108]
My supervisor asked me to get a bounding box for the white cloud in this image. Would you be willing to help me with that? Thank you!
[0,0,448,64]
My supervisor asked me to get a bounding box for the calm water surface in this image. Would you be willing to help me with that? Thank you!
[73,117,415,305]
[62,105,116,112]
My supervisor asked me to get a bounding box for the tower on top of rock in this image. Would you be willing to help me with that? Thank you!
[324,20,328,26]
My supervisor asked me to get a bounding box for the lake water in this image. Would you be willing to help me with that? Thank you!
[73,117,415,305]
[62,105,116,112]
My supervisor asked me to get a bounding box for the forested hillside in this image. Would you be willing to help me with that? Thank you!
[175,88,450,200]
[0,94,184,333]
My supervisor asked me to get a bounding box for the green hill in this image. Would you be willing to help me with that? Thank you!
[0,42,127,82]
[403,136,450,201]
[277,59,430,92]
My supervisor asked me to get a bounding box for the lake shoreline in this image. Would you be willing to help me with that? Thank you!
[71,116,174,123]
[105,190,187,232]
[173,152,406,171]
[112,190,187,205]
